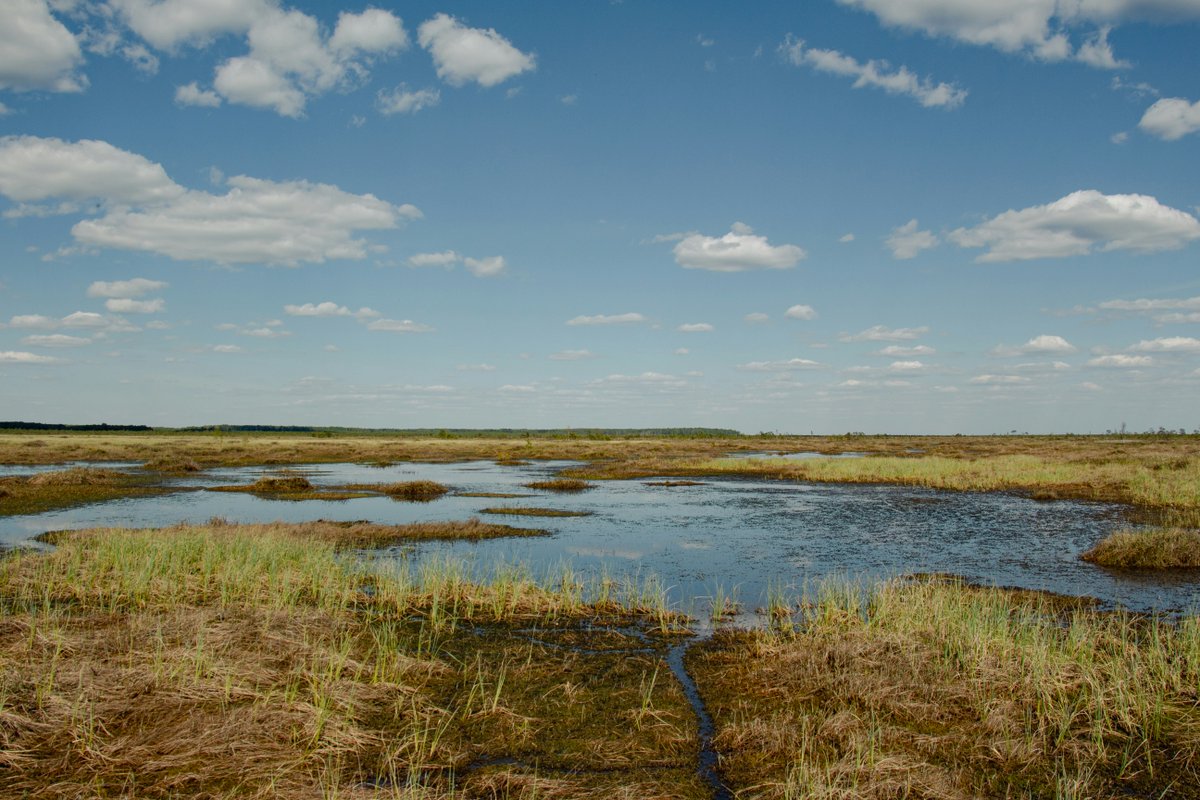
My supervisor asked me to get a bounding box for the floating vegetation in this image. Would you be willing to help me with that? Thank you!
[480,506,594,518]
[524,478,593,492]
[644,480,706,487]
[1082,526,1200,568]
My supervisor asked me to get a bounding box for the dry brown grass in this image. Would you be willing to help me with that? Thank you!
[0,469,168,517]
[479,507,593,518]
[524,478,593,493]
[1082,527,1200,568]
[689,577,1200,799]
[26,466,127,486]
[370,481,450,502]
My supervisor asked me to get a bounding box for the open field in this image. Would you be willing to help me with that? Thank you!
[2,525,1197,798]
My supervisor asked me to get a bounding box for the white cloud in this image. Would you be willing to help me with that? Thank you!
[1081,381,1103,391]
[1111,131,1129,144]
[677,322,714,333]
[671,222,806,272]
[105,298,165,314]
[674,348,690,355]
[408,250,460,268]
[878,344,935,356]
[1088,354,1154,367]
[1139,97,1200,141]
[367,318,434,333]
[61,311,107,328]
[840,325,929,342]
[0,350,62,364]
[560,93,578,105]
[949,190,1200,262]
[886,219,939,259]
[781,36,967,109]
[992,334,1077,356]
[592,372,687,386]
[737,358,824,371]
[87,278,167,298]
[745,312,770,323]
[116,1,409,117]
[0,0,85,93]
[0,136,182,205]
[785,304,818,320]
[457,363,496,371]
[498,384,536,393]
[175,81,222,107]
[240,326,290,338]
[0,138,422,266]
[464,255,506,277]
[839,233,855,243]
[835,0,1199,67]
[969,374,1031,385]
[417,13,535,88]
[377,85,440,115]
[549,349,596,361]
[1128,336,1200,353]
[888,360,927,372]
[285,302,379,320]
[212,344,242,353]
[8,314,59,329]
[566,312,646,326]
[21,334,91,347]
[1099,295,1200,312]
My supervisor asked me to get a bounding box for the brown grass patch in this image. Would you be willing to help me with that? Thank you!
[376,480,450,501]
[479,507,593,518]
[143,454,203,472]
[644,480,706,487]
[524,478,593,492]
[27,467,128,486]
[1082,527,1200,568]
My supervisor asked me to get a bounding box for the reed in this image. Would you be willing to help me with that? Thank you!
[1082,526,1200,568]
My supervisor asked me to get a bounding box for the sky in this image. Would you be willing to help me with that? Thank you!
[1,0,1199,434]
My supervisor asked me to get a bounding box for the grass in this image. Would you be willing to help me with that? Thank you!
[0,523,703,798]
[479,506,594,518]
[1082,526,1200,568]
[345,481,451,502]
[0,467,169,516]
[644,480,707,487]
[523,478,593,492]
[456,491,534,499]
[689,576,1200,799]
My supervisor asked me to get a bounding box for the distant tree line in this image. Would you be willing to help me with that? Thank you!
[0,422,153,431]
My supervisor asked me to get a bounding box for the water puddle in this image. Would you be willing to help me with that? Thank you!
[1,459,1195,614]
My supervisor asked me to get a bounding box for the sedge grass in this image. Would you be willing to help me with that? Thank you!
[689,576,1200,799]
[1082,526,1200,568]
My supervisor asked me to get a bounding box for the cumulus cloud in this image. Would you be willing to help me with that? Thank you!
[7,314,58,329]
[1128,336,1200,353]
[21,334,91,347]
[0,0,85,93]
[1088,354,1153,367]
[566,312,646,326]
[1098,294,1200,323]
[745,312,770,323]
[417,13,535,88]
[948,190,1200,262]
[284,302,380,319]
[888,360,927,372]
[105,298,165,314]
[0,350,62,364]
[408,250,460,268]
[212,344,243,353]
[781,35,967,108]
[87,277,167,298]
[835,0,1198,67]
[991,334,1077,356]
[175,81,222,107]
[1139,97,1200,141]
[785,304,818,320]
[677,323,714,333]
[377,84,440,115]
[840,325,929,342]
[886,219,939,259]
[464,255,506,277]
[549,349,596,361]
[367,318,434,333]
[0,136,420,266]
[115,1,409,117]
[670,222,806,272]
[737,358,824,371]
[877,344,935,357]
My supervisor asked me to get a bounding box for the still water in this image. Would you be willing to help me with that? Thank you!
[2,460,1195,615]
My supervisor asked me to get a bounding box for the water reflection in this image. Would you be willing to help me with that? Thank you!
[1,459,1195,615]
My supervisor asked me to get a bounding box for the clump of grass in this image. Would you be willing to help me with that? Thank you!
[457,491,535,499]
[690,576,1200,799]
[1082,527,1200,568]
[644,480,706,487]
[142,454,203,473]
[378,480,450,501]
[480,507,594,518]
[524,478,593,492]
[27,467,127,486]
[249,474,314,492]
[208,474,377,501]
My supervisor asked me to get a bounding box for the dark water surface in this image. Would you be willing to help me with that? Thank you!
[2,460,1196,616]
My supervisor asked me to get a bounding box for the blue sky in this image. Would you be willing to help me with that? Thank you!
[2,0,1199,433]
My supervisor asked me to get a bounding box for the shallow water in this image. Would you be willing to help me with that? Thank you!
[2,460,1196,616]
